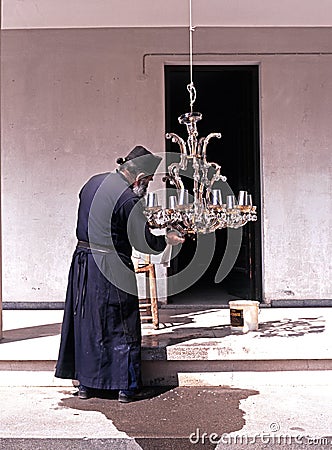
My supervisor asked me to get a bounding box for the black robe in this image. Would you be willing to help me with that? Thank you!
[55,171,166,390]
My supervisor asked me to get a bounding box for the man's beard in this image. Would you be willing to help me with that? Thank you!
[133,180,148,198]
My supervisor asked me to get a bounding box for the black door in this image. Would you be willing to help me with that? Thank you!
[165,65,262,304]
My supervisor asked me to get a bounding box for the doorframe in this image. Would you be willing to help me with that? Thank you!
[164,61,264,303]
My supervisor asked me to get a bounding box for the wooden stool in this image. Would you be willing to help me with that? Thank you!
[134,255,159,330]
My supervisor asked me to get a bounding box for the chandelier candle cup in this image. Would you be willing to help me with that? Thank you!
[211,189,223,206]
[146,192,159,209]
[178,189,189,206]
[226,195,237,209]
[238,190,248,206]
[229,300,260,333]
[168,195,178,210]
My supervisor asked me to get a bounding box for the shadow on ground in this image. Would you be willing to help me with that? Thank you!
[1,323,61,343]
[59,386,259,449]
[1,315,325,348]
[142,325,232,349]
[256,316,325,338]
[142,316,326,350]
[142,308,232,349]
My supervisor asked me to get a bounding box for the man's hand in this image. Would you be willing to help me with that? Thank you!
[165,230,185,246]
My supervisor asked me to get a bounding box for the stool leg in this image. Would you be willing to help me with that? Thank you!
[148,265,159,330]
[145,270,152,317]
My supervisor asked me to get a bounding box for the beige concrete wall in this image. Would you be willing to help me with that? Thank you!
[3,0,332,29]
[1,27,331,303]
[261,56,332,302]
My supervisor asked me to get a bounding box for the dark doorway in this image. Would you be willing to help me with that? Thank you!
[165,65,262,304]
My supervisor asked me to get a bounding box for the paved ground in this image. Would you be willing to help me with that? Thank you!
[1,306,331,448]
[0,384,331,449]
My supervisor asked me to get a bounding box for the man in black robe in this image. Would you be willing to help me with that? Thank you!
[55,146,184,402]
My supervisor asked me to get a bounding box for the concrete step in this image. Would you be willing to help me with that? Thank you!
[1,307,331,387]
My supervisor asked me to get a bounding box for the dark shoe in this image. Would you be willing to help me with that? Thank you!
[118,390,137,403]
[78,385,90,399]
[118,389,154,403]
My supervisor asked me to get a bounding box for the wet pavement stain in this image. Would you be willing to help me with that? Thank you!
[60,386,259,449]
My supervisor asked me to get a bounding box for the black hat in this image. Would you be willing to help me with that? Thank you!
[117,145,162,176]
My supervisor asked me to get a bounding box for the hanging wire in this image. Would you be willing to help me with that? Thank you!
[187,0,196,112]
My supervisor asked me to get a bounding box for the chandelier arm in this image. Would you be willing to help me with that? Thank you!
[204,162,227,204]
[165,132,188,156]
[168,163,185,191]
[209,162,227,184]
[201,133,222,160]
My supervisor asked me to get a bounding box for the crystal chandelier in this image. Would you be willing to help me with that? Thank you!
[144,0,257,236]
